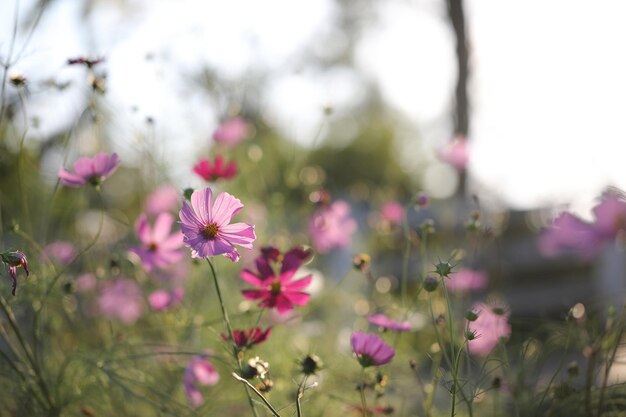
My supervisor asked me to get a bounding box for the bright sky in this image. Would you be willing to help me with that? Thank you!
[2,0,626,212]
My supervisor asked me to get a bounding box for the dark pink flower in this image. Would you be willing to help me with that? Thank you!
[351,331,395,367]
[58,152,120,188]
[42,241,76,265]
[309,200,357,253]
[221,327,272,350]
[145,185,180,215]
[367,314,411,332]
[1,250,29,295]
[179,188,256,262]
[213,117,250,147]
[129,212,184,272]
[97,278,143,324]
[148,288,184,311]
[467,302,511,356]
[438,135,469,170]
[380,201,405,225]
[446,268,488,293]
[241,247,313,313]
[183,356,219,408]
[193,155,237,182]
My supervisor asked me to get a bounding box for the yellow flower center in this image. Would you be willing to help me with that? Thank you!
[201,223,219,240]
[270,280,282,295]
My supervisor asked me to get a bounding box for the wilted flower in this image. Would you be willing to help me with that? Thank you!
[67,56,105,68]
[446,268,488,293]
[129,212,184,272]
[58,152,120,188]
[221,327,272,350]
[380,201,405,226]
[242,356,270,379]
[193,155,237,182]
[1,250,29,295]
[299,354,323,375]
[183,356,219,408]
[179,187,255,262]
[241,246,313,313]
[438,135,469,170]
[145,185,180,215]
[367,314,411,332]
[97,278,143,324]
[42,241,76,265]
[309,200,357,253]
[467,302,512,356]
[351,331,395,367]
[148,288,184,311]
[213,116,250,147]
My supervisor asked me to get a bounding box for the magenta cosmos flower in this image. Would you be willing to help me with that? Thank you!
[179,187,255,262]
[213,116,250,147]
[351,331,395,367]
[129,212,184,272]
[367,314,411,332]
[58,152,120,187]
[193,155,237,182]
[1,250,29,295]
[309,200,357,253]
[221,327,272,350]
[183,355,220,408]
[467,302,512,356]
[241,246,313,313]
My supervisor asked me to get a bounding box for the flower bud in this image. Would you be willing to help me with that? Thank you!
[352,253,371,272]
[423,275,439,292]
[183,188,195,201]
[434,261,453,277]
[414,192,430,209]
[299,354,323,376]
[465,310,479,322]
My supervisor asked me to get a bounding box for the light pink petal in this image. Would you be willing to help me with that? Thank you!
[72,156,95,178]
[180,201,203,228]
[134,214,151,244]
[283,275,312,290]
[58,167,87,187]
[211,192,244,226]
[159,232,184,250]
[92,152,120,177]
[149,290,172,311]
[191,188,213,225]
[152,212,175,242]
[219,223,255,248]
[222,248,240,262]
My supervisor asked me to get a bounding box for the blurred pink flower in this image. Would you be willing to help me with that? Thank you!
[98,278,143,325]
[351,331,395,367]
[193,155,237,182]
[241,247,313,313]
[213,117,250,147]
[75,273,97,293]
[592,194,626,239]
[1,250,29,296]
[145,185,180,215]
[467,302,511,356]
[58,152,119,188]
[309,200,357,253]
[42,241,76,265]
[367,314,411,332]
[148,288,184,311]
[380,201,405,226]
[446,268,488,293]
[183,356,219,408]
[438,135,469,170]
[129,212,184,272]
[179,187,255,262]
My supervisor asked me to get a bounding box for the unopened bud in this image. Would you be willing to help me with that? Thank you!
[423,275,439,292]
[300,354,323,376]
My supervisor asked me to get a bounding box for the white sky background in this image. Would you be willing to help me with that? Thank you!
[2,0,626,213]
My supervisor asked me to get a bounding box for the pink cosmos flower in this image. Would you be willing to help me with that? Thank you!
[58,152,120,188]
[591,194,626,239]
[380,201,405,226]
[467,302,512,356]
[1,250,29,296]
[97,278,144,325]
[221,327,272,350]
[309,200,357,253]
[74,273,97,293]
[438,135,469,170]
[42,241,76,265]
[351,331,395,367]
[446,268,488,293]
[179,188,256,262]
[183,356,220,408]
[148,288,184,311]
[367,314,411,332]
[538,212,600,258]
[213,116,250,147]
[193,155,237,182]
[145,185,180,215]
[129,212,184,272]
[241,246,313,313]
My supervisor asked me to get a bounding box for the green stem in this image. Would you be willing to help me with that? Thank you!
[359,367,369,417]
[232,373,283,417]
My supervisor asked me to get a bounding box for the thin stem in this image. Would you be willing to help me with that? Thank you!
[358,367,368,417]
[232,373,282,417]
[400,207,411,308]
[296,375,309,417]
